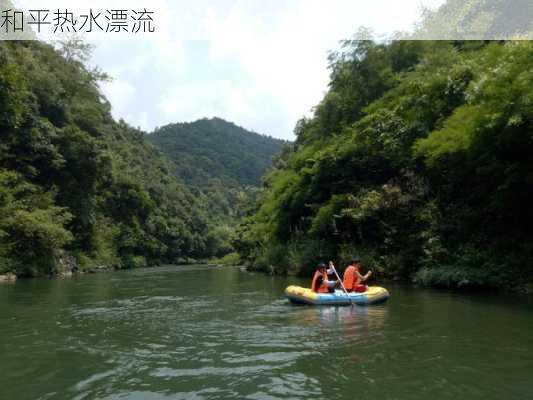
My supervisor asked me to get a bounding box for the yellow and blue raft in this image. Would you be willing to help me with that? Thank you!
[285,285,390,306]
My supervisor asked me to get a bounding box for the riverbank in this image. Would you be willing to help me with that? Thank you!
[244,261,533,294]
[0,252,239,283]
[0,272,17,282]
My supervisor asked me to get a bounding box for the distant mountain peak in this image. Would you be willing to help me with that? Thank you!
[148,118,286,188]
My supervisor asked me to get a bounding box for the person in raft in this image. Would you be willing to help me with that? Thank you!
[342,257,372,293]
[311,262,337,293]
[326,261,338,283]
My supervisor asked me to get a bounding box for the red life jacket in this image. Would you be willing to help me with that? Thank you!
[342,265,361,291]
[311,270,329,293]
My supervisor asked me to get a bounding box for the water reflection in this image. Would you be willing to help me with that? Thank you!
[293,304,388,333]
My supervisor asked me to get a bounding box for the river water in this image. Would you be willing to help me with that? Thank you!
[0,265,532,400]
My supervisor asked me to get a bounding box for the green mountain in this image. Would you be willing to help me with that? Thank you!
[147,118,286,188]
[236,40,533,290]
[146,119,286,233]
[0,40,217,276]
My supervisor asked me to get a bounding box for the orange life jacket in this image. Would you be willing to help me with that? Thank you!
[311,270,329,293]
[342,265,361,291]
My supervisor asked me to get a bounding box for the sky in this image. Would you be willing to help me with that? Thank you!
[19,0,446,140]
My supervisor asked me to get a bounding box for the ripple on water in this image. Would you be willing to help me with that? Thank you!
[250,372,323,399]
[152,364,276,379]
[221,351,312,365]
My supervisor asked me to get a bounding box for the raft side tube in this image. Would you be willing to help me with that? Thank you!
[285,285,389,306]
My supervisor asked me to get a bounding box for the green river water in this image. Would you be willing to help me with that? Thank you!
[1,265,532,400]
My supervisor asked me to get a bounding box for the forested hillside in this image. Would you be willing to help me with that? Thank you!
[236,41,533,290]
[0,40,218,276]
[148,118,285,188]
[147,118,285,229]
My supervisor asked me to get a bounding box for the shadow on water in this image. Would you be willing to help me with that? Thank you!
[0,265,532,400]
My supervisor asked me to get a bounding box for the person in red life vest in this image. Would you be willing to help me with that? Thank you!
[342,257,372,293]
[311,262,337,293]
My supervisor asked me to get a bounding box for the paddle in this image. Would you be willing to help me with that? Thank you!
[328,261,355,307]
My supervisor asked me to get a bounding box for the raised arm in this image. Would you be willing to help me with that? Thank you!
[356,270,372,282]
[327,261,336,276]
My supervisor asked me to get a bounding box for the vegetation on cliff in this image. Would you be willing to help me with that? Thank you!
[235,40,533,289]
[0,40,216,276]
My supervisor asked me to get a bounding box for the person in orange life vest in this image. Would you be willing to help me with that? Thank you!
[342,257,372,293]
[311,262,337,293]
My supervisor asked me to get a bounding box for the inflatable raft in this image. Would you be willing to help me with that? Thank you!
[285,285,390,306]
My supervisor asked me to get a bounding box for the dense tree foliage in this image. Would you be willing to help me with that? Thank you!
[0,40,215,275]
[148,118,285,188]
[237,40,533,290]
[147,119,285,258]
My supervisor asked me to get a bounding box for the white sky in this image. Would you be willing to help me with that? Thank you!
[17,0,446,139]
